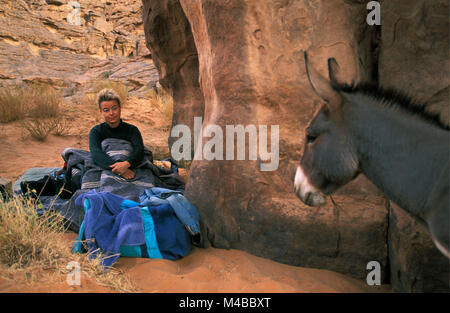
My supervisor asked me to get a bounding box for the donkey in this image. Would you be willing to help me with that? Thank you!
[294,52,449,258]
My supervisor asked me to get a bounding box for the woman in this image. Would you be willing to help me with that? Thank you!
[89,88,144,180]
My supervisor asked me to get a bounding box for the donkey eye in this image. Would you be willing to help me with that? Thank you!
[306,134,318,144]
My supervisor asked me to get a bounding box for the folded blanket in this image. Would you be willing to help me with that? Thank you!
[139,187,201,244]
[74,190,146,268]
[147,202,191,260]
[73,190,192,267]
[80,138,157,196]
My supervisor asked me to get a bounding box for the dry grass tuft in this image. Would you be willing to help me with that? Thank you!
[0,84,61,124]
[0,196,138,292]
[0,83,72,140]
[76,251,138,292]
[19,116,71,141]
[77,93,97,107]
[20,119,52,141]
[50,117,71,136]
[0,196,69,269]
[147,86,173,120]
[0,86,27,123]
[26,84,61,119]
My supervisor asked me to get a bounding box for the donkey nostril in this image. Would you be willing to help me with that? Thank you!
[304,192,312,205]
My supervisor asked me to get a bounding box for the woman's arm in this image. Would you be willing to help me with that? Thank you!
[127,125,145,168]
[89,127,116,170]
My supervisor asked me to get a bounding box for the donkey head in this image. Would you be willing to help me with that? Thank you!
[294,52,360,206]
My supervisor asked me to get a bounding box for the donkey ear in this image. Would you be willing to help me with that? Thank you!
[328,58,342,85]
[304,52,341,109]
[329,58,359,87]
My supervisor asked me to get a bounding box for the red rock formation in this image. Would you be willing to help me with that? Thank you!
[379,0,449,292]
[0,0,158,101]
[143,0,389,282]
[142,0,449,291]
[142,0,204,154]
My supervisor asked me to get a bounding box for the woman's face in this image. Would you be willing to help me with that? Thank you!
[100,100,121,128]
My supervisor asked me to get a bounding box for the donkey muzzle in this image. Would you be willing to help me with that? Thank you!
[294,166,326,206]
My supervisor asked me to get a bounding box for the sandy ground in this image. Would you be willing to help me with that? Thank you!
[0,98,391,293]
[0,233,389,293]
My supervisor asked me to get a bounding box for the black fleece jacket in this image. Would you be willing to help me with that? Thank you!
[88,120,144,170]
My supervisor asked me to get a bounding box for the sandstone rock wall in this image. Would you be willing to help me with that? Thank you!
[379,0,449,292]
[0,0,158,102]
[143,0,390,282]
[142,0,204,154]
[379,0,449,127]
[388,203,449,292]
[142,0,449,291]
[20,0,149,58]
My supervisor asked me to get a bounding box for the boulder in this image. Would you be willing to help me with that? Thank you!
[143,0,390,280]
[142,0,204,156]
[388,203,449,292]
[0,177,12,200]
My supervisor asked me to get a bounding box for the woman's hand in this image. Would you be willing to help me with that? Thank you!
[121,169,135,180]
[110,161,131,175]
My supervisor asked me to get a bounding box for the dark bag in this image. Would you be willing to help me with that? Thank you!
[20,175,58,198]
[20,171,75,199]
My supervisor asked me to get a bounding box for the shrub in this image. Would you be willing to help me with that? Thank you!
[0,84,62,123]
[20,118,53,141]
[0,196,138,292]
[26,84,61,119]
[0,86,26,123]
[146,86,173,120]
[50,117,71,136]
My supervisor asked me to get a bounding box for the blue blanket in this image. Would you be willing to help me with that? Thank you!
[148,202,191,260]
[73,189,193,267]
[139,187,201,243]
[74,190,146,267]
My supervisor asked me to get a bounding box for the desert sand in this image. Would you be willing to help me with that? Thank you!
[0,98,390,293]
[0,232,388,293]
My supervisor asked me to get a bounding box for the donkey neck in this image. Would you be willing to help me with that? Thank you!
[343,93,449,218]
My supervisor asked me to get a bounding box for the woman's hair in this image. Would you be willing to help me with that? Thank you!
[97,88,121,109]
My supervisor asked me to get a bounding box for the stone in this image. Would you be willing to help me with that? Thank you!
[143,0,389,280]
[0,0,157,101]
[0,177,12,200]
[142,0,204,157]
[388,203,449,292]
[379,0,449,121]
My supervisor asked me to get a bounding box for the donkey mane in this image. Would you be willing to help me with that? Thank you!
[332,82,449,131]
